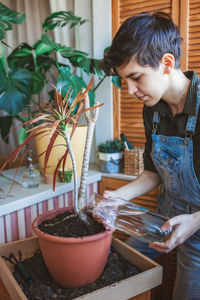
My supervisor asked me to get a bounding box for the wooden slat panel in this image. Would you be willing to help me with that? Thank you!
[188,0,200,73]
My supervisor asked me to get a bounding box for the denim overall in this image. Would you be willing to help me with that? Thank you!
[126,83,200,299]
[150,83,200,300]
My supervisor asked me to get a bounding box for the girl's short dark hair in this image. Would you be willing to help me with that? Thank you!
[102,12,182,75]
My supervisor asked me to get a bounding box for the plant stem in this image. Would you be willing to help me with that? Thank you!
[32,51,38,72]
[94,74,106,92]
[64,128,79,213]
[78,93,99,210]
[78,121,95,210]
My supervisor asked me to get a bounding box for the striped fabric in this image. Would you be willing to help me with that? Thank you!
[0,182,98,244]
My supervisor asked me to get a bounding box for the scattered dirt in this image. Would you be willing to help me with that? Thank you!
[38,210,106,237]
[13,249,141,300]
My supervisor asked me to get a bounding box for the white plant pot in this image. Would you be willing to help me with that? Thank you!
[98,151,123,174]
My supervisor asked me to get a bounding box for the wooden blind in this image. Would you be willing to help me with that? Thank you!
[188,0,200,77]
[113,0,173,146]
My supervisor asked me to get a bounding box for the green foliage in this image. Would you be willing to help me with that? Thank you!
[0,2,25,41]
[0,4,120,144]
[0,116,12,143]
[112,75,121,89]
[18,127,28,145]
[0,68,32,114]
[98,138,124,153]
[42,10,88,31]
[57,66,95,108]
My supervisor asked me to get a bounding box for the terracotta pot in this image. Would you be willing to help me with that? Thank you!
[32,207,114,288]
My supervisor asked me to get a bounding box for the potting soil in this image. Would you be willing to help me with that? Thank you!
[13,248,141,300]
[38,210,106,237]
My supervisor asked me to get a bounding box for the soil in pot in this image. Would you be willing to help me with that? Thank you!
[38,210,105,237]
[13,248,142,300]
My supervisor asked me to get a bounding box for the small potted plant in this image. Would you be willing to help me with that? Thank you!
[98,138,124,174]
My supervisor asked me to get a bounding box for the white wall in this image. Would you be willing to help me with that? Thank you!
[74,0,113,163]
[92,0,113,151]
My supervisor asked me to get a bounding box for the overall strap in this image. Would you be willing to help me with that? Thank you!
[185,82,200,137]
[152,111,160,134]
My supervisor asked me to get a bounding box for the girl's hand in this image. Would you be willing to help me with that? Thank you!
[149,212,200,253]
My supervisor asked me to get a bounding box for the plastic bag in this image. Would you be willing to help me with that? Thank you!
[90,193,172,243]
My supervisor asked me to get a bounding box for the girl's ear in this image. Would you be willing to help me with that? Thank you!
[161,53,175,74]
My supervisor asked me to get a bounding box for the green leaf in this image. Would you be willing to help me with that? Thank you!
[7,43,33,70]
[112,76,121,89]
[98,138,124,153]
[56,66,74,103]
[70,57,105,78]
[0,2,25,41]
[18,127,28,145]
[56,67,95,108]
[0,42,6,72]
[31,71,46,94]
[8,43,56,73]
[58,65,71,78]
[35,33,56,55]
[0,116,12,143]
[88,89,95,107]
[59,46,88,60]
[93,59,104,78]
[0,69,32,115]
[75,57,91,74]
[42,11,88,32]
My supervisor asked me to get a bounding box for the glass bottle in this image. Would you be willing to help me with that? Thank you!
[91,193,172,243]
[22,150,40,188]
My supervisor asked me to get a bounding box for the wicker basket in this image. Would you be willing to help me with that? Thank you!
[124,147,144,176]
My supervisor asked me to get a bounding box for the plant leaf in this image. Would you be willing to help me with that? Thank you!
[8,42,56,73]
[35,33,56,55]
[42,10,88,32]
[58,46,88,60]
[31,71,46,94]
[7,43,34,70]
[112,75,121,89]
[0,2,25,41]
[0,69,32,114]
[18,127,28,145]
[0,115,12,143]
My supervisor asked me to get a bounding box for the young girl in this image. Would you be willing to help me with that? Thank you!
[102,12,200,300]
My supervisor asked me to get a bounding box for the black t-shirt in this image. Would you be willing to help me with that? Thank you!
[143,71,200,183]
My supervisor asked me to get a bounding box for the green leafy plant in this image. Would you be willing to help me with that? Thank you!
[0,6,120,145]
[98,138,124,153]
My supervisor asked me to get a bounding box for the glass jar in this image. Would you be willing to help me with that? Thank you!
[22,150,40,188]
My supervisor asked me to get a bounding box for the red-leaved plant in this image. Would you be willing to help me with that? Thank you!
[0,78,103,215]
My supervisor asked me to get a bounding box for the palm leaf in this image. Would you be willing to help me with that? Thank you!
[42,11,88,32]
[0,2,25,41]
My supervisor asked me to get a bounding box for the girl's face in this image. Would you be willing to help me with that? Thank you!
[116,57,168,107]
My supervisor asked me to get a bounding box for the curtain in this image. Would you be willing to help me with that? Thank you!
[0,0,74,157]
